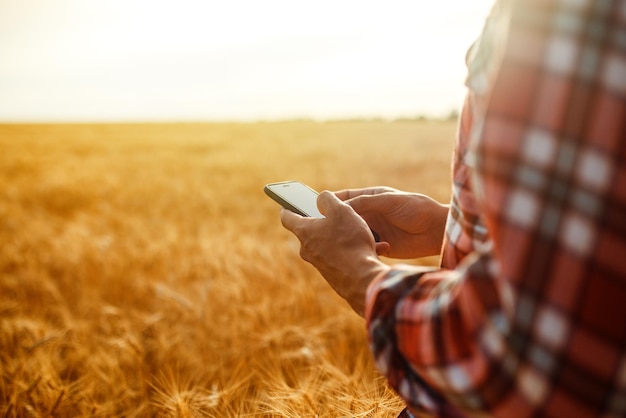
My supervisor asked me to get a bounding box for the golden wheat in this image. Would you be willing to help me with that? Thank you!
[0,121,455,417]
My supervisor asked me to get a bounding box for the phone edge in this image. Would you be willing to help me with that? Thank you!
[264,183,311,217]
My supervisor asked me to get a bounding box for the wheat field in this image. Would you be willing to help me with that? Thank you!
[0,121,455,417]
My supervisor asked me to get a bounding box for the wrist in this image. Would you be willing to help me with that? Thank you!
[423,202,449,255]
[349,257,390,317]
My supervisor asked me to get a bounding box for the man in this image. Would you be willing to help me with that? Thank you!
[280,0,626,416]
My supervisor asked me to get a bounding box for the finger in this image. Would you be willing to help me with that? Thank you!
[280,207,304,233]
[335,187,397,202]
[335,188,378,201]
[335,189,363,201]
[347,194,386,215]
[375,241,391,256]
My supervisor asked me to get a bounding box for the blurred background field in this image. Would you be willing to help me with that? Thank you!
[0,121,455,417]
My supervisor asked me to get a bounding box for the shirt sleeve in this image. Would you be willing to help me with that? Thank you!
[365,1,626,417]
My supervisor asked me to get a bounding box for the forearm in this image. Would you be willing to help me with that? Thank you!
[339,255,390,317]
[365,254,516,416]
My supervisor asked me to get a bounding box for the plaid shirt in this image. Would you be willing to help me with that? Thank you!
[365,0,626,417]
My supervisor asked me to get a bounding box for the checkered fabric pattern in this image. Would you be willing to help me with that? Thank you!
[441,93,492,270]
[365,0,626,417]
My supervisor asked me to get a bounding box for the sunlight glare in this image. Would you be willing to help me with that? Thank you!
[0,0,495,121]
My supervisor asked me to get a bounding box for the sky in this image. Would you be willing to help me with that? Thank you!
[0,0,494,122]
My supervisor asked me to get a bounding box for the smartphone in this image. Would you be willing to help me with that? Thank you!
[264,180,380,242]
[264,181,324,218]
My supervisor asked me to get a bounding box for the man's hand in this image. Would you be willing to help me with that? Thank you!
[336,187,449,259]
[280,191,390,317]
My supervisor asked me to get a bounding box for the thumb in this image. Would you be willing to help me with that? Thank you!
[317,190,346,216]
[375,241,391,256]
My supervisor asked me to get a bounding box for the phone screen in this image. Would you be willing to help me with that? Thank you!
[264,181,324,218]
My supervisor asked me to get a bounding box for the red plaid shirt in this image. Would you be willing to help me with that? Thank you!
[365,0,626,417]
